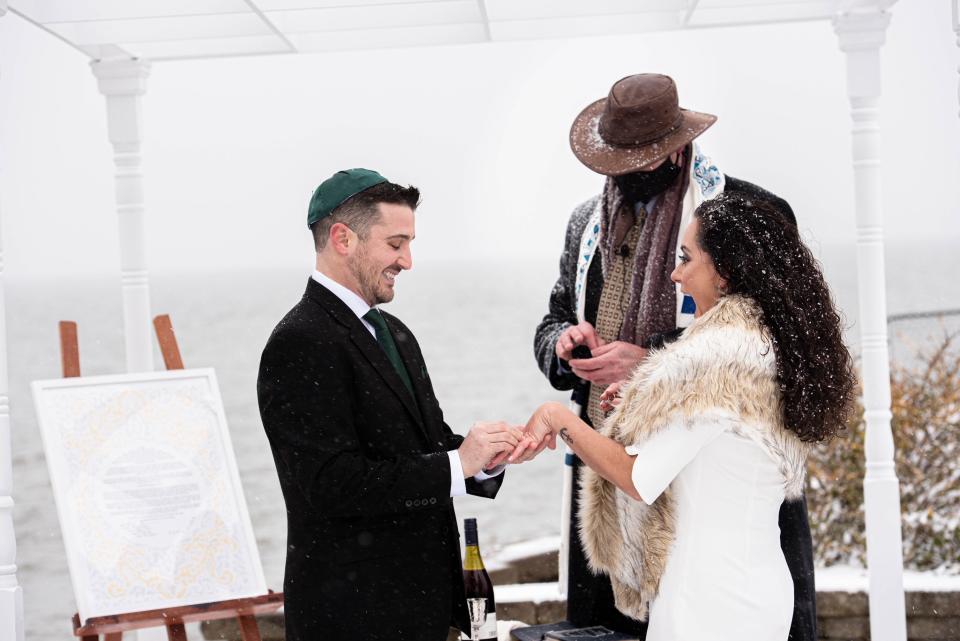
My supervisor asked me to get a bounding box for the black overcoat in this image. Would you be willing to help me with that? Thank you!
[258,278,503,641]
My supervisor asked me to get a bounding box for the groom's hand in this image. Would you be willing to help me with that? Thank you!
[458,422,522,477]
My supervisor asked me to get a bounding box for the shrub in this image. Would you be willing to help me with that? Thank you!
[806,329,960,572]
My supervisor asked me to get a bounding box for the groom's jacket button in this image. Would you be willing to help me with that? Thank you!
[404,500,413,507]
[429,497,437,505]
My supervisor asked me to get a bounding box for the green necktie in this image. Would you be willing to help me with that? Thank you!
[362,309,415,396]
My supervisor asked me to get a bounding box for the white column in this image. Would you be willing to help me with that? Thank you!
[91,59,154,372]
[953,0,959,117]
[834,6,907,641]
[0,5,26,641]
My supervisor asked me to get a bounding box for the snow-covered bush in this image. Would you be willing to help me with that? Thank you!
[806,331,960,572]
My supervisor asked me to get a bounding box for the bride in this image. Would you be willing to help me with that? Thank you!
[509,192,855,641]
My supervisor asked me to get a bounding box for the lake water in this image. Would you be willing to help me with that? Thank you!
[6,246,959,640]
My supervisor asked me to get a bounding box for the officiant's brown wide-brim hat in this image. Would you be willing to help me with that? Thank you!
[570,74,717,176]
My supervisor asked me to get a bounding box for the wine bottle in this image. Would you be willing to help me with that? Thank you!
[462,517,497,641]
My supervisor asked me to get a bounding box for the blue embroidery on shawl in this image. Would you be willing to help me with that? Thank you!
[693,143,723,199]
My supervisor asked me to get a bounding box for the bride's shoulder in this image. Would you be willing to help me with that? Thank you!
[618,297,773,402]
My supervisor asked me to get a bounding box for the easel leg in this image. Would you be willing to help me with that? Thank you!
[165,623,187,641]
[59,321,81,377]
[153,315,184,370]
[105,633,122,641]
[80,635,99,641]
[237,614,263,641]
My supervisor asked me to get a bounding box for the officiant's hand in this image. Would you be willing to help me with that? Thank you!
[555,321,604,361]
[569,341,647,387]
[459,422,523,477]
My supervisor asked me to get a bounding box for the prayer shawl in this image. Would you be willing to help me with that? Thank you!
[574,143,725,337]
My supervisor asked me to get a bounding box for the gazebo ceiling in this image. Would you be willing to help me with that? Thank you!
[8,0,844,62]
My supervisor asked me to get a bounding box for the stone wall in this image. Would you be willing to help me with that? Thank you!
[200,591,960,641]
[201,550,960,641]
[493,590,960,640]
[818,590,960,641]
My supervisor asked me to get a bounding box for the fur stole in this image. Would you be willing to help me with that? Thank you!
[577,294,809,621]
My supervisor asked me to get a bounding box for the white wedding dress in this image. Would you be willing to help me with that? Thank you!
[625,418,794,641]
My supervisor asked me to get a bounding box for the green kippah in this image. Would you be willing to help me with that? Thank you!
[307,168,389,227]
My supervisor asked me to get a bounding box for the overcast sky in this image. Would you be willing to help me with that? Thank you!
[1,0,957,279]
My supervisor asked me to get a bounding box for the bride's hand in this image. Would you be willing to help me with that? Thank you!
[485,406,552,467]
[508,402,569,463]
[599,380,625,414]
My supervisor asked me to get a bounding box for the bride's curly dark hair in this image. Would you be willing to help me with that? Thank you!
[695,192,856,442]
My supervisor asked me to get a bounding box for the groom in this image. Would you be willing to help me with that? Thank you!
[258,168,519,641]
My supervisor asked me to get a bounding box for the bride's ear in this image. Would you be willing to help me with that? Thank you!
[715,274,729,297]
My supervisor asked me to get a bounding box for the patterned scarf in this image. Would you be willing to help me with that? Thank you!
[598,145,691,346]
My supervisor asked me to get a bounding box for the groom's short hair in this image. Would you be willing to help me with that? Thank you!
[311,182,420,251]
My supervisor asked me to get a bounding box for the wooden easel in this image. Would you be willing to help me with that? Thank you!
[59,315,284,641]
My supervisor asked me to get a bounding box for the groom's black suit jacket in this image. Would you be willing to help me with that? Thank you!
[257,278,503,641]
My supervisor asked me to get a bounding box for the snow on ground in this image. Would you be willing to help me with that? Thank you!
[495,566,960,604]
[491,536,562,564]
[816,565,960,592]
[497,582,565,603]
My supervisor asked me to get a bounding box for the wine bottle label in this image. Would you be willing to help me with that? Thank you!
[461,612,497,640]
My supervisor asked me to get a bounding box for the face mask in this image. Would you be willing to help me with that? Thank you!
[614,157,682,205]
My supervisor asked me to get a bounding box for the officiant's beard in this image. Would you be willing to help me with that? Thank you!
[348,242,398,305]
